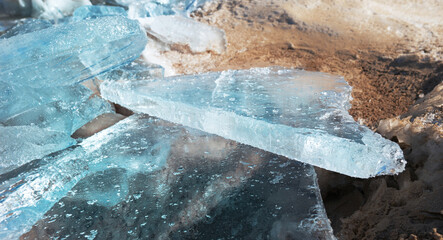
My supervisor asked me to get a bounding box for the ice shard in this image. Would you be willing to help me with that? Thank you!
[0,16,147,87]
[0,115,334,239]
[0,82,92,121]
[117,0,210,18]
[127,2,176,18]
[3,95,113,135]
[98,59,164,81]
[101,67,406,178]
[0,125,75,174]
[72,5,127,20]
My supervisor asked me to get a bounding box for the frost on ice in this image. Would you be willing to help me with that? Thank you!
[0,115,334,239]
[101,67,406,178]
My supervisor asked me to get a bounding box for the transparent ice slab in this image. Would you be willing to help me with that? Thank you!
[3,95,113,135]
[73,5,127,20]
[0,125,75,174]
[0,115,334,239]
[0,82,92,122]
[116,0,209,18]
[0,16,147,87]
[98,59,164,81]
[127,2,177,19]
[101,67,406,178]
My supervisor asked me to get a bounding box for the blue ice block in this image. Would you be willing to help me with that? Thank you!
[0,115,334,239]
[0,125,75,174]
[0,16,147,87]
[99,59,164,81]
[73,5,127,20]
[101,67,406,178]
[0,82,90,122]
[3,95,113,135]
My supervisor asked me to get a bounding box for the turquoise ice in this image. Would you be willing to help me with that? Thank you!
[0,125,75,174]
[73,5,127,20]
[101,67,406,178]
[99,59,164,81]
[0,115,334,239]
[0,82,91,122]
[0,16,147,87]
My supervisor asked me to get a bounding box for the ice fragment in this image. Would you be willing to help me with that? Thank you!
[99,59,164,81]
[101,67,406,178]
[73,5,127,20]
[0,125,75,174]
[0,16,147,87]
[0,115,334,239]
[3,95,113,135]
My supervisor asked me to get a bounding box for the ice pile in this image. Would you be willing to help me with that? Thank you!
[0,1,407,239]
[0,12,147,174]
[101,67,406,178]
[0,115,334,239]
[0,83,112,173]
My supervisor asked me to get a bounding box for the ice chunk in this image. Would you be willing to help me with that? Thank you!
[0,82,89,122]
[0,115,175,239]
[98,59,164,81]
[127,2,176,18]
[0,16,147,87]
[101,67,406,178]
[3,95,113,135]
[118,0,210,18]
[31,0,91,20]
[72,5,127,20]
[138,15,226,54]
[0,125,75,174]
[0,115,334,239]
[184,0,210,13]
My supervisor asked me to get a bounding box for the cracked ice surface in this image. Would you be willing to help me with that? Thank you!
[101,67,406,178]
[0,115,334,239]
[0,16,147,87]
